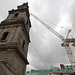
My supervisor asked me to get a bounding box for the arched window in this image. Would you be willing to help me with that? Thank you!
[1,32,9,40]
[22,40,25,51]
[14,13,18,17]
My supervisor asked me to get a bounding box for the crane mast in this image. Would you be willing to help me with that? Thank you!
[31,13,75,72]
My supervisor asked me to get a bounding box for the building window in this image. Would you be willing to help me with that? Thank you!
[14,13,18,17]
[22,40,25,51]
[1,32,9,40]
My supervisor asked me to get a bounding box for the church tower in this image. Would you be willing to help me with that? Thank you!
[0,3,31,75]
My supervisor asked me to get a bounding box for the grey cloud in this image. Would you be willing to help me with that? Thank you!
[69,1,75,31]
[0,0,74,71]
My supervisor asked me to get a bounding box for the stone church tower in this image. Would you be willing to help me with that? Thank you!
[0,3,31,75]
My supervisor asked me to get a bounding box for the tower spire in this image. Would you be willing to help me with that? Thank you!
[0,3,31,75]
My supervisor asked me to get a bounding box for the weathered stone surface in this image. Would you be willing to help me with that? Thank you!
[0,62,14,75]
[0,51,26,75]
[0,2,31,75]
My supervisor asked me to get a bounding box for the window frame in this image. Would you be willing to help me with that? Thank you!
[0,32,9,41]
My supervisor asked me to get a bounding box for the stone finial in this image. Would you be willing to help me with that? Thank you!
[17,2,29,9]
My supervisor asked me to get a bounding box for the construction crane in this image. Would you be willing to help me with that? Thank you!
[31,13,75,72]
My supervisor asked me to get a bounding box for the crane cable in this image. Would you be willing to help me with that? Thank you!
[44,20,69,31]
[33,47,49,69]
[70,32,75,38]
[29,45,49,69]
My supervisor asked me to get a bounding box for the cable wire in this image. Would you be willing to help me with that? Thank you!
[44,20,69,31]
[33,47,49,69]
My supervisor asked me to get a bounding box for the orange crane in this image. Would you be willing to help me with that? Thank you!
[31,13,75,72]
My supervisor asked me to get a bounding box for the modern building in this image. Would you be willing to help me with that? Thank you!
[26,69,50,75]
[26,64,75,75]
[26,69,72,75]
[0,2,31,75]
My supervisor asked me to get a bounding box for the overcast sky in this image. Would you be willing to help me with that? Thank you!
[0,0,75,71]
